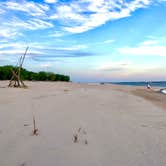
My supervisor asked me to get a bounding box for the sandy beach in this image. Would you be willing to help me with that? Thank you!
[0,81,166,166]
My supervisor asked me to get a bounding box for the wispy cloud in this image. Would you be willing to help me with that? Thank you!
[0,28,22,38]
[57,45,88,51]
[0,17,53,40]
[0,49,42,56]
[49,31,65,37]
[0,1,53,40]
[30,45,95,62]
[103,40,115,44]
[0,8,4,14]
[3,16,53,29]
[25,18,53,30]
[119,45,166,56]
[140,40,159,46]
[0,42,25,49]
[44,0,57,4]
[0,0,154,40]
[32,44,88,51]
[118,37,166,57]
[83,39,115,46]
[39,63,53,69]
[31,50,95,59]
[97,61,132,72]
[0,42,92,63]
[95,60,165,82]
[3,1,49,17]
[54,0,152,33]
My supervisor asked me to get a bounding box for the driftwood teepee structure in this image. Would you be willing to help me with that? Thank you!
[8,47,29,88]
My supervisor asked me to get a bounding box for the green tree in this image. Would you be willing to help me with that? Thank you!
[38,71,47,81]
[0,65,70,82]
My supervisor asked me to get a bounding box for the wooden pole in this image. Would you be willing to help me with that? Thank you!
[8,47,29,88]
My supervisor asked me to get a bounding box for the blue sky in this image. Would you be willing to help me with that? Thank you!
[0,0,166,82]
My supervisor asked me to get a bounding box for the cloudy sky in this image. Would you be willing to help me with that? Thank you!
[0,0,166,82]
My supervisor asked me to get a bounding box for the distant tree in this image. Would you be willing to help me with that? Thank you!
[38,71,47,81]
[47,72,56,81]
[0,65,14,80]
[0,65,70,82]
[55,74,62,81]
[63,75,70,82]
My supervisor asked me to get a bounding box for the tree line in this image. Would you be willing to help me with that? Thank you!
[0,65,70,82]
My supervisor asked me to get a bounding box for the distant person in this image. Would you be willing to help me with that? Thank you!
[146,82,151,90]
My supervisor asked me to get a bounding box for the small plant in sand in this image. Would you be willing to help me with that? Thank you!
[85,139,88,145]
[20,162,26,166]
[78,127,81,132]
[32,114,39,136]
[73,134,78,143]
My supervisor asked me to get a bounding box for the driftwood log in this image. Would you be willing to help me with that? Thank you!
[8,47,29,88]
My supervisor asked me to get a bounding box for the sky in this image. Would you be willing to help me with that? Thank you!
[0,0,166,82]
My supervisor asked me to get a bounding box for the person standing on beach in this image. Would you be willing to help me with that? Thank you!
[146,82,151,89]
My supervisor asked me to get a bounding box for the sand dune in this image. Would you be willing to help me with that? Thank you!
[0,81,166,166]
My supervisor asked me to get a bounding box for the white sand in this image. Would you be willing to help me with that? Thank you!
[0,81,166,166]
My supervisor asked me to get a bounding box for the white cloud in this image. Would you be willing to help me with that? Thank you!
[43,0,152,33]
[44,0,57,4]
[85,39,115,46]
[61,6,130,33]
[119,45,166,56]
[0,28,22,38]
[27,18,53,30]
[157,0,166,2]
[1,17,53,38]
[31,43,87,51]
[63,11,111,33]
[40,63,53,68]
[55,0,151,33]
[0,43,25,49]
[0,0,153,37]
[0,39,9,43]
[95,60,165,82]
[140,40,159,46]
[49,14,58,19]
[57,5,86,23]
[49,31,65,37]
[0,49,42,55]
[0,47,42,64]
[125,0,150,11]
[103,40,115,44]
[57,45,88,51]
[4,1,49,16]
[98,61,132,71]
[0,8,4,14]
[0,1,53,40]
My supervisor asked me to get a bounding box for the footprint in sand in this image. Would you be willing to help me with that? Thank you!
[20,162,26,166]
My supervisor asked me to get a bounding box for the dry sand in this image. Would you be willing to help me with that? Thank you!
[0,81,166,166]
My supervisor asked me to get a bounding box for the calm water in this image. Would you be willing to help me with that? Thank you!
[111,81,166,88]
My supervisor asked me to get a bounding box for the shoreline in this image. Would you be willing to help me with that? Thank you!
[1,80,166,110]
